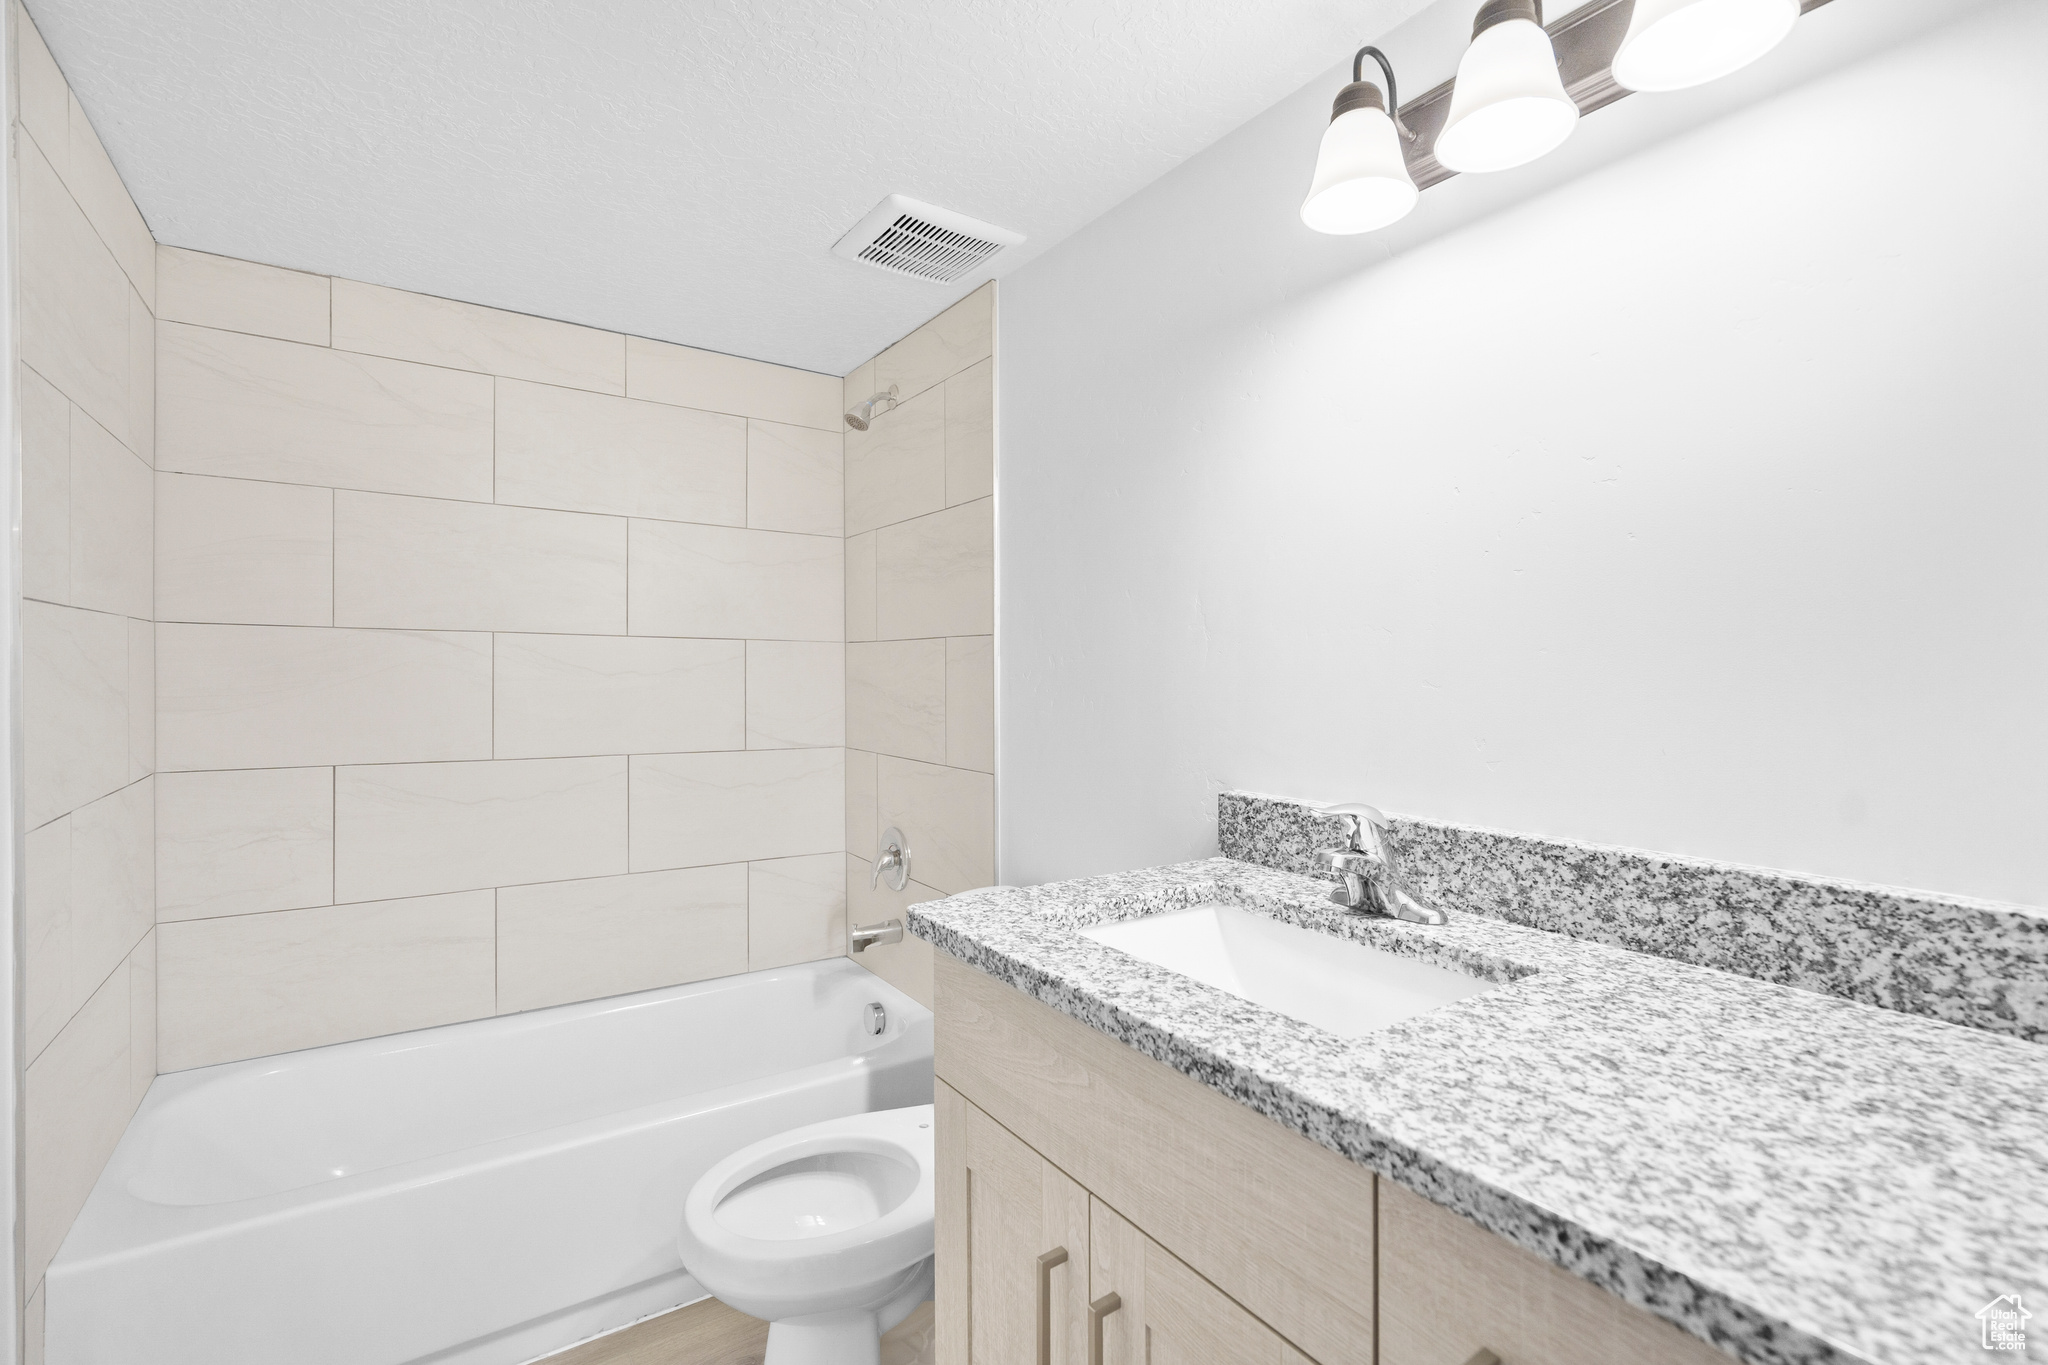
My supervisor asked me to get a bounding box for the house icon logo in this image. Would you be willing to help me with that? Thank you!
[1978,1294,2030,1351]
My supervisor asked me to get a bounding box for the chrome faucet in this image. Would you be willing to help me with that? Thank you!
[1315,803,1449,925]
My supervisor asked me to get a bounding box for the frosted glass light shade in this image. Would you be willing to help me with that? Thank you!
[1434,18,1578,173]
[1611,0,1800,92]
[1301,106,1419,234]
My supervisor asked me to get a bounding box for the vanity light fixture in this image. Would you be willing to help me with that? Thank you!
[1301,46,1420,235]
[1433,0,1579,174]
[1611,0,1801,92]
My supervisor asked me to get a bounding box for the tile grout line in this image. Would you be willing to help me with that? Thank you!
[152,467,851,542]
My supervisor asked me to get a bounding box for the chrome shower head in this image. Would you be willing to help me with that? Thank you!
[845,385,901,431]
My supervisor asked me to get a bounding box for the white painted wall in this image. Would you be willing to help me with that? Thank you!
[996,0,2048,907]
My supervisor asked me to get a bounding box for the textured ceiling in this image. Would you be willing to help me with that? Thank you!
[29,0,1434,374]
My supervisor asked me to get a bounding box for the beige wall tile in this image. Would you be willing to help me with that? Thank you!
[876,499,994,639]
[67,93,154,306]
[846,748,878,860]
[747,419,843,536]
[876,756,994,895]
[848,640,947,763]
[749,853,846,970]
[24,600,130,827]
[24,817,70,1060]
[628,521,840,641]
[157,322,494,499]
[128,619,154,780]
[843,360,875,414]
[25,956,134,1282]
[845,531,877,643]
[858,926,935,1008]
[846,385,945,537]
[129,929,157,1100]
[157,892,496,1070]
[26,1275,45,1365]
[494,634,744,759]
[156,246,330,345]
[67,412,152,619]
[19,137,128,438]
[630,748,841,871]
[945,357,994,506]
[333,279,624,393]
[157,767,334,922]
[16,8,69,174]
[747,640,845,749]
[946,636,995,773]
[625,336,841,430]
[335,756,628,902]
[157,623,492,771]
[496,378,745,524]
[22,364,71,605]
[874,286,993,404]
[335,491,626,634]
[69,777,155,997]
[23,780,153,1068]
[845,854,943,1008]
[156,472,334,625]
[497,865,749,1013]
[128,285,155,466]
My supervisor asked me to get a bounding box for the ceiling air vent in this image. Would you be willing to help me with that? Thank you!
[832,194,1024,283]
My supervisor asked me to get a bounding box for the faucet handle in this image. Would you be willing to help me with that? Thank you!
[1317,802,1388,852]
[1317,848,1379,877]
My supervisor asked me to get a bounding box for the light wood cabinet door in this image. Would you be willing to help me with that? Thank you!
[1378,1181,1734,1365]
[937,953,1376,1365]
[1090,1197,1315,1365]
[937,1079,1090,1365]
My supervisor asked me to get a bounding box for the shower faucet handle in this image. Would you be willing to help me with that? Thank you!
[870,826,911,891]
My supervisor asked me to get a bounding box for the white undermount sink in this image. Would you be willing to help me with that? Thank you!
[1081,902,1498,1037]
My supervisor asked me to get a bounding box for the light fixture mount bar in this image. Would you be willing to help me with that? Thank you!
[1396,0,1835,190]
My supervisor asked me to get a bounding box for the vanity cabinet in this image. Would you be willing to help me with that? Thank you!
[1377,1181,1731,1365]
[938,1073,1308,1365]
[1090,1197,1312,1365]
[934,953,1374,1365]
[939,1083,1089,1365]
[934,952,1737,1365]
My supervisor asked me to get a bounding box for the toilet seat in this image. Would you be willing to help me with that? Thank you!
[678,1105,935,1326]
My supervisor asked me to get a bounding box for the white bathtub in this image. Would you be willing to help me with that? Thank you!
[45,958,933,1365]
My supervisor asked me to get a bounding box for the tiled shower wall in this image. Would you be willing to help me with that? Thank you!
[150,251,851,1072]
[12,6,991,1332]
[14,0,159,1329]
[840,288,998,1005]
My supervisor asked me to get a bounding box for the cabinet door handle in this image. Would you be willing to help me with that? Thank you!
[1036,1248,1069,1365]
[1463,1351,1501,1365]
[1088,1291,1123,1365]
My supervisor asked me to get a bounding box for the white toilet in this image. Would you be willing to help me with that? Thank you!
[678,1105,935,1365]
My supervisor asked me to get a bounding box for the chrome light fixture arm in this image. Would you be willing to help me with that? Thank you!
[1350,45,1419,144]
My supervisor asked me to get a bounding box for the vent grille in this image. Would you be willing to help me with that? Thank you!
[833,195,1024,284]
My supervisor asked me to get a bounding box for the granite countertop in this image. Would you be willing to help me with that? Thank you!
[908,858,2048,1365]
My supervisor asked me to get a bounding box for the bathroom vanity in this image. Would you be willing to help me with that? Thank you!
[912,851,2048,1365]
[936,952,1728,1365]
